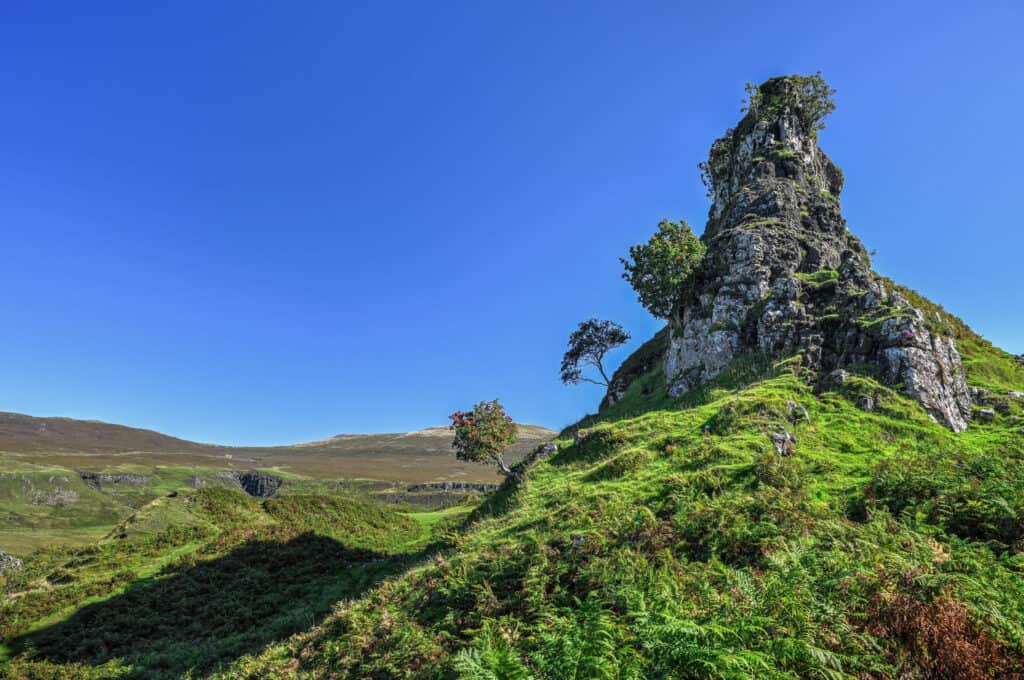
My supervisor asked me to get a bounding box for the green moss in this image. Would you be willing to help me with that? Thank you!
[739,217,784,231]
[794,268,840,289]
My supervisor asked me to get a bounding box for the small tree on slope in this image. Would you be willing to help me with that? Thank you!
[620,219,705,325]
[560,318,631,388]
[449,399,519,477]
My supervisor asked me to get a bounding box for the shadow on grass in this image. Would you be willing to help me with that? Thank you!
[7,531,408,678]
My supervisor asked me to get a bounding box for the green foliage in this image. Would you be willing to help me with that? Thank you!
[620,220,706,323]
[794,268,840,289]
[532,595,632,679]
[742,72,837,136]
[452,619,533,679]
[560,318,631,387]
[263,494,421,552]
[858,448,1024,550]
[450,400,520,476]
[191,487,269,527]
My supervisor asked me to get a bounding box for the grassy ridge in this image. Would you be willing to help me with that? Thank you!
[207,315,1024,677]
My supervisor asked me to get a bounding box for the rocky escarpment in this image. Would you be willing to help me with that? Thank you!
[616,76,972,431]
[223,471,284,498]
[79,472,147,487]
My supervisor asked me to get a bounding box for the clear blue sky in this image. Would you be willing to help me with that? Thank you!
[1,2,1021,445]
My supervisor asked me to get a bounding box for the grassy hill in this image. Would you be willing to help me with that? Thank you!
[0,485,471,679]
[2,303,1022,678]
[160,300,1022,678]
[0,419,554,555]
[0,413,554,482]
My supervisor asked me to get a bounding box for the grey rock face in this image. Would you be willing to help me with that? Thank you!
[217,471,284,498]
[31,488,79,506]
[406,481,498,493]
[769,428,797,456]
[79,472,147,487]
[661,77,971,431]
[0,550,23,575]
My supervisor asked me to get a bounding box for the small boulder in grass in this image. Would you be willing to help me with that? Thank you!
[857,395,876,413]
[0,550,23,575]
[769,428,797,456]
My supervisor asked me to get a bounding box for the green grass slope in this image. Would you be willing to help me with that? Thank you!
[206,306,1024,678]
[1,488,469,679]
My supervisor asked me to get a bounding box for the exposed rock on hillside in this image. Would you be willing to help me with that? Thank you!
[0,550,23,574]
[221,471,284,498]
[79,472,147,487]
[622,76,972,431]
[406,481,498,493]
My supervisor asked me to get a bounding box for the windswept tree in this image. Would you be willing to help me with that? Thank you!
[560,319,630,388]
[620,219,706,325]
[449,399,518,477]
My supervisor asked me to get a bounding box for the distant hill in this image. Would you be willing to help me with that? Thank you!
[0,411,556,483]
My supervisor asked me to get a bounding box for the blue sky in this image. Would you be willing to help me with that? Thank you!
[1,2,1021,444]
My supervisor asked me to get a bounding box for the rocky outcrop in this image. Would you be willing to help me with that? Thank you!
[406,481,499,493]
[79,472,147,487]
[655,76,971,431]
[0,550,22,575]
[218,471,283,498]
[31,488,79,506]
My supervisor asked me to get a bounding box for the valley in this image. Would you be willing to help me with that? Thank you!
[0,415,554,555]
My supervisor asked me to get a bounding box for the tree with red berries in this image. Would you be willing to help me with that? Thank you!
[449,399,519,476]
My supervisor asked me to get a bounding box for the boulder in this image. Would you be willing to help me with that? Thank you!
[769,428,797,456]
[0,550,23,575]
